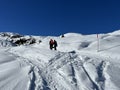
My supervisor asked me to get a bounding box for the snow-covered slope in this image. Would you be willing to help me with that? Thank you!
[0,31,120,90]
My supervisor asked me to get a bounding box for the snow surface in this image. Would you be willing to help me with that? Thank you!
[0,31,120,90]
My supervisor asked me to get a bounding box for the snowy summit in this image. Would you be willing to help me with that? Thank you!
[0,30,120,90]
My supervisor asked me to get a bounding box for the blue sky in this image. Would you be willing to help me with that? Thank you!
[0,0,120,36]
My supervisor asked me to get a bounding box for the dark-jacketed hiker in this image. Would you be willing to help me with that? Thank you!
[53,40,58,50]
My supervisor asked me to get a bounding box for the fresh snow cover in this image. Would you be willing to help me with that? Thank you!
[0,30,120,90]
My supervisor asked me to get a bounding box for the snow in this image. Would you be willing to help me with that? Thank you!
[0,31,120,90]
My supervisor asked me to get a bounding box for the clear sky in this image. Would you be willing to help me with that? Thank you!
[0,0,120,36]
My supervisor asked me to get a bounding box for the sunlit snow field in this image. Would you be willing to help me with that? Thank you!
[0,31,120,90]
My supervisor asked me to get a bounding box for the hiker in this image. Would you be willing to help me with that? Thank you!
[53,40,58,50]
[49,39,54,50]
[61,34,64,38]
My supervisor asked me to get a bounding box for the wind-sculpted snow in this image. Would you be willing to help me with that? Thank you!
[0,30,120,90]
